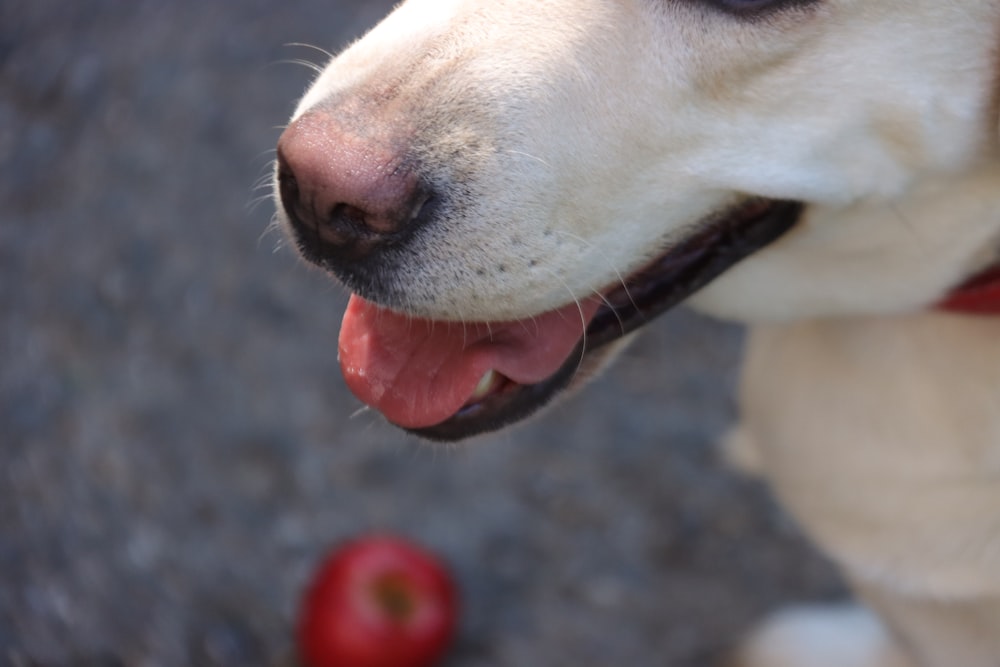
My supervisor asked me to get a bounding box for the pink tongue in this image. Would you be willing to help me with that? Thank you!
[338,294,601,429]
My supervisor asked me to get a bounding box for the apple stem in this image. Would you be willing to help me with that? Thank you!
[372,575,416,621]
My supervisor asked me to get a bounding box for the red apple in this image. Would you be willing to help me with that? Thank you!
[296,535,459,667]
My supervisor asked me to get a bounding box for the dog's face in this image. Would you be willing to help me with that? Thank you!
[275,0,1000,439]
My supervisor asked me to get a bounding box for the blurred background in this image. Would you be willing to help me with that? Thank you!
[0,2,843,665]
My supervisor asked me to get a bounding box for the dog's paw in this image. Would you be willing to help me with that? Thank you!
[724,604,913,667]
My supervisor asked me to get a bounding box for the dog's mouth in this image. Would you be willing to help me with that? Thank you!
[338,198,802,441]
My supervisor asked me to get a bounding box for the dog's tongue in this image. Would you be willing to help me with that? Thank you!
[338,294,600,429]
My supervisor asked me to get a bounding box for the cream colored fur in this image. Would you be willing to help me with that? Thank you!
[287,1,1000,664]
[730,314,1000,667]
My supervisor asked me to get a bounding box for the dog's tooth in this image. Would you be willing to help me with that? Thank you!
[471,370,498,401]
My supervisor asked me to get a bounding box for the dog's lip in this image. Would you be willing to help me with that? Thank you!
[409,198,803,442]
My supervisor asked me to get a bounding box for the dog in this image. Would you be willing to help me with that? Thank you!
[273,1,1000,665]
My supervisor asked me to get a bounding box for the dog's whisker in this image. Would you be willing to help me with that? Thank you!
[349,405,372,420]
[554,229,637,323]
[257,215,284,250]
[251,173,275,193]
[251,150,279,173]
[272,43,336,78]
[537,268,591,372]
[248,192,278,214]
[246,160,280,211]
[282,58,326,75]
[526,315,542,338]
[284,42,336,61]
[251,171,277,192]
[502,149,553,170]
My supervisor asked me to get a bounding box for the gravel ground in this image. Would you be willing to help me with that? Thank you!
[1,2,843,666]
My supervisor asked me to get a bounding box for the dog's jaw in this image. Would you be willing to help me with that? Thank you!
[336,199,801,441]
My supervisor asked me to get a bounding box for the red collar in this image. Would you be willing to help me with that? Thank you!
[937,262,1000,314]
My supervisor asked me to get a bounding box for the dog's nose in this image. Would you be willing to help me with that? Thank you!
[276,111,431,266]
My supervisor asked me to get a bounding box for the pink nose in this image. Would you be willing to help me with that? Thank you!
[276,110,432,267]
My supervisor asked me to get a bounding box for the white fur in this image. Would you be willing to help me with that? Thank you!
[283,1,1000,664]
[738,314,1000,600]
[288,0,1000,322]
[726,605,912,667]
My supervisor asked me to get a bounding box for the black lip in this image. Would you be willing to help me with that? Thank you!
[409,199,803,442]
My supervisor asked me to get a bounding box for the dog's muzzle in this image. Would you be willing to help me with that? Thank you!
[276,109,802,441]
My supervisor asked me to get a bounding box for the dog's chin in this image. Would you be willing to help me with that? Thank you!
[407,198,803,442]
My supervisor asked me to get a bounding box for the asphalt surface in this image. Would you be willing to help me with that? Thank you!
[1,2,842,665]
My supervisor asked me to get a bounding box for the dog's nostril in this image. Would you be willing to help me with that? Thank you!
[406,191,433,224]
[277,155,355,254]
[328,203,377,243]
[332,203,368,229]
[277,162,300,218]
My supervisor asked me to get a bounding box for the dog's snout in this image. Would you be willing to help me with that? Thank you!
[276,111,431,267]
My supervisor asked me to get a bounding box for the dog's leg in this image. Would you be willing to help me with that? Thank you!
[727,314,1000,667]
[727,603,911,667]
[730,583,1000,667]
